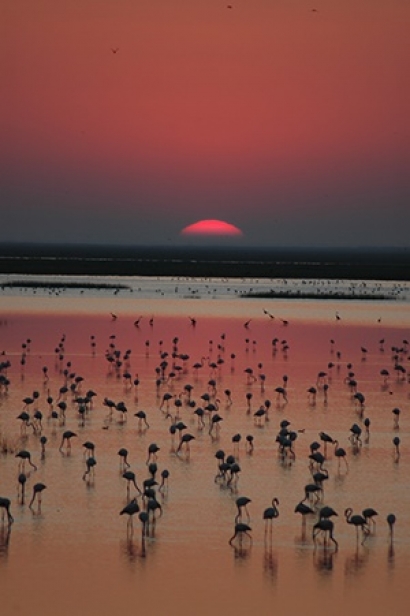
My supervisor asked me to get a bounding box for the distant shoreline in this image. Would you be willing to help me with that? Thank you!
[0,280,397,301]
[0,244,409,280]
[240,291,395,300]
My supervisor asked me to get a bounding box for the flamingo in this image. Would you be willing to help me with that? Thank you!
[146,443,160,465]
[82,456,97,481]
[274,387,288,403]
[319,506,338,520]
[17,473,27,504]
[349,424,362,448]
[294,501,315,519]
[245,434,254,453]
[319,431,334,457]
[59,431,77,453]
[40,435,47,458]
[235,496,252,522]
[146,496,163,521]
[0,497,14,525]
[263,497,279,538]
[209,413,223,436]
[139,511,149,552]
[83,441,95,458]
[313,518,338,550]
[309,451,325,471]
[392,408,400,430]
[231,433,241,453]
[393,436,400,461]
[16,450,37,471]
[134,410,150,429]
[118,448,130,469]
[387,513,396,542]
[159,469,170,493]
[177,433,195,456]
[362,508,378,531]
[120,498,140,532]
[122,471,142,497]
[333,440,348,470]
[307,386,317,404]
[229,522,252,546]
[254,406,266,426]
[344,508,370,544]
[29,483,47,511]
[227,461,241,488]
[303,483,322,505]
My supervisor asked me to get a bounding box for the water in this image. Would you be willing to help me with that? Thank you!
[0,276,409,615]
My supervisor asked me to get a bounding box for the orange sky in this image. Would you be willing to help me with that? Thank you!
[1,1,410,246]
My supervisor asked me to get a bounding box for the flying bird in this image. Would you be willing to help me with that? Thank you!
[263,309,275,319]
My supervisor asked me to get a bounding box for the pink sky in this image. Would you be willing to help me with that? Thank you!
[1,1,409,246]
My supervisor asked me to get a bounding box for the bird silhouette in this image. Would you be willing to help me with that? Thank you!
[82,456,97,481]
[17,473,27,504]
[333,440,348,470]
[235,496,252,523]
[29,483,47,512]
[229,522,252,546]
[16,450,37,471]
[59,431,77,453]
[387,513,396,542]
[122,471,142,497]
[295,501,315,519]
[0,497,14,526]
[344,508,370,544]
[362,508,378,531]
[120,498,140,532]
[263,497,279,538]
[313,518,338,550]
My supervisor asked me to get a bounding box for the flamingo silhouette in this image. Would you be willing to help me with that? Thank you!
[387,513,396,542]
[333,440,348,470]
[313,518,338,550]
[235,496,252,523]
[17,473,27,504]
[177,433,195,456]
[344,508,370,544]
[16,450,37,471]
[120,498,140,533]
[362,508,378,531]
[229,522,252,546]
[0,497,14,526]
[122,471,142,497]
[82,456,97,481]
[59,431,77,453]
[263,497,279,538]
[29,483,47,512]
[118,448,130,469]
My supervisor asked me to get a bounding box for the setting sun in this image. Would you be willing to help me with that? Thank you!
[180,219,243,237]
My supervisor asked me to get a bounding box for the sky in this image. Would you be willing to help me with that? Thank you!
[1,0,410,248]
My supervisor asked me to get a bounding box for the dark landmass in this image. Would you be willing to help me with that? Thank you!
[1,281,130,290]
[0,244,409,281]
[240,291,394,300]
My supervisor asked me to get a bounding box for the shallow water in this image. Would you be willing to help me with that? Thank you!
[0,282,409,615]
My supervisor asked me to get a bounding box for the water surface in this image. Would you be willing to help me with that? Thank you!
[0,279,409,615]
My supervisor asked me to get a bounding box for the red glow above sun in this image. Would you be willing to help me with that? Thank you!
[181,219,243,237]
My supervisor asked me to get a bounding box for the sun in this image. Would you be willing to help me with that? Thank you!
[180,219,243,237]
